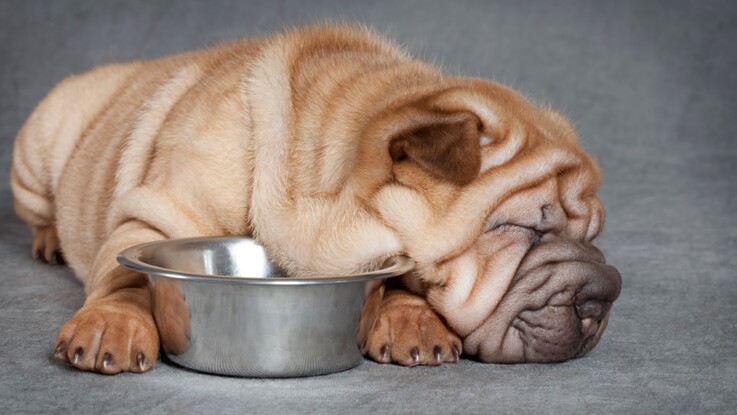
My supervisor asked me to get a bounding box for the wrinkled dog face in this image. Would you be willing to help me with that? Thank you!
[468,234,622,362]
[373,82,622,363]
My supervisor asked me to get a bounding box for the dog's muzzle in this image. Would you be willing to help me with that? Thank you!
[463,233,622,363]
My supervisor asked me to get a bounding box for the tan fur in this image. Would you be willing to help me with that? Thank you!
[10,24,609,373]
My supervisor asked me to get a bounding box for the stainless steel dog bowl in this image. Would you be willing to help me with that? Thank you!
[117,237,413,377]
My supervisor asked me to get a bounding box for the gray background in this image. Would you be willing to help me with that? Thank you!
[1,0,736,413]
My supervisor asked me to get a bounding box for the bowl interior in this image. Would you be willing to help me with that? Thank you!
[137,238,284,279]
[118,237,415,284]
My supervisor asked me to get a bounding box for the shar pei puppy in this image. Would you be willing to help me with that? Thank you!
[10,25,621,374]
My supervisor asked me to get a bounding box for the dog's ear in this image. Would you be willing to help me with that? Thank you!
[387,106,482,185]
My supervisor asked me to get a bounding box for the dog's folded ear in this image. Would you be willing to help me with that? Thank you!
[386,104,482,186]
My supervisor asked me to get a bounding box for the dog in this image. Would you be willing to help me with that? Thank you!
[10,24,621,374]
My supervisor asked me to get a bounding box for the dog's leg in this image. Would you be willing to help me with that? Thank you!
[53,220,163,374]
[363,289,462,366]
[10,145,65,265]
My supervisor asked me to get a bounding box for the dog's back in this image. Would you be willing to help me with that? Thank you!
[10,39,264,277]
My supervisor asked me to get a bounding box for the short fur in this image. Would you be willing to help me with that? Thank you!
[11,24,621,373]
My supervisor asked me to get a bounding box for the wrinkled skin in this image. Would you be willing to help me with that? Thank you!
[363,99,624,365]
[463,233,621,362]
[364,230,622,365]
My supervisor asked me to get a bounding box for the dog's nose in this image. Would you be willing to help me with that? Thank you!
[575,300,605,320]
[575,300,606,338]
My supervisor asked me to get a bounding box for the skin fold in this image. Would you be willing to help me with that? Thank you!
[10,24,621,373]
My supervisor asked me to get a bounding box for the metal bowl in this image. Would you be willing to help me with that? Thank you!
[117,237,413,377]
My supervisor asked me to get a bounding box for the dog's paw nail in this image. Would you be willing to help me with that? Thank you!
[73,347,84,364]
[452,345,460,362]
[51,250,65,265]
[380,344,389,360]
[34,249,44,262]
[410,346,419,363]
[433,345,442,363]
[54,342,68,362]
[136,352,146,371]
[102,352,112,368]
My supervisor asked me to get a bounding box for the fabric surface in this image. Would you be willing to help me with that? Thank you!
[1,1,735,413]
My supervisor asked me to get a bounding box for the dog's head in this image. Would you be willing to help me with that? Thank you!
[365,79,622,363]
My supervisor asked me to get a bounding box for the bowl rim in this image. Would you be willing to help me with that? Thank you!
[117,236,415,285]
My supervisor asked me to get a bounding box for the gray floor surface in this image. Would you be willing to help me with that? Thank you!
[1,1,736,414]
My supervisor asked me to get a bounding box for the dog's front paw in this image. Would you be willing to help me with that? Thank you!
[363,290,462,366]
[53,294,159,375]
